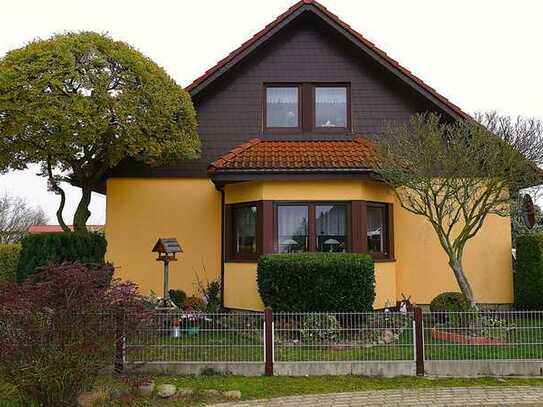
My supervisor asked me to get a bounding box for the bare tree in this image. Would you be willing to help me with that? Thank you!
[371,113,542,308]
[0,194,48,243]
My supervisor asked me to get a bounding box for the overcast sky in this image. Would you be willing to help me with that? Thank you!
[1,0,542,225]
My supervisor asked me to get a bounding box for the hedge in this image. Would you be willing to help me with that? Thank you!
[16,232,107,283]
[257,252,375,312]
[0,243,21,283]
[515,233,543,310]
[430,292,469,312]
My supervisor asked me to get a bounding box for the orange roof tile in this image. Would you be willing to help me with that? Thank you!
[208,137,374,172]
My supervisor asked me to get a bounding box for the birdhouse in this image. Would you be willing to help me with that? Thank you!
[152,238,183,262]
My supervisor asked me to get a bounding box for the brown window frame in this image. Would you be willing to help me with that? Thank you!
[225,201,263,262]
[224,200,393,263]
[365,202,394,261]
[273,201,352,253]
[311,83,351,134]
[263,83,351,134]
[263,84,303,134]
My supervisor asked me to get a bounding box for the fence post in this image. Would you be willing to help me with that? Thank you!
[414,307,424,376]
[114,313,125,375]
[264,307,274,376]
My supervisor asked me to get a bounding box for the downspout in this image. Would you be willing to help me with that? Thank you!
[219,186,225,309]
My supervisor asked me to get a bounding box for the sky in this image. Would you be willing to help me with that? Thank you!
[0,0,542,225]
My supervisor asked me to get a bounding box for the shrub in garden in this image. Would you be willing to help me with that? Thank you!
[0,243,20,283]
[300,314,341,343]
[429,292,470,312]
[515,233,543,310]
[257,252,375,312]
[184,295,206,311]
[169,288,187,309]
[0,263,150,407]
[16,232,107,283]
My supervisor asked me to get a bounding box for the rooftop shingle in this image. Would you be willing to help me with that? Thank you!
[208,137,374,172]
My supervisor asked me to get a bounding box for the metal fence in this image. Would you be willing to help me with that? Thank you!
[123,309,543,376]
[126,312,264,362]
[273,312,414,361]
[423,310,543,361]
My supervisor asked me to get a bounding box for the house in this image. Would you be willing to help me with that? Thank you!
[105,0,513,310]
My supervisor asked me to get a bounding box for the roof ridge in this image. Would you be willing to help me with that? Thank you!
[208,137,262,172]
[185,0,469,120]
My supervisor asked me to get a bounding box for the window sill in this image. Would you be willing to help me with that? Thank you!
[373,257,396,263]
[224,258,260,264]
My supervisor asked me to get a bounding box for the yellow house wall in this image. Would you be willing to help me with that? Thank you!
[106,178,513,309]
[105,178,221,297]
[223,180,513,308]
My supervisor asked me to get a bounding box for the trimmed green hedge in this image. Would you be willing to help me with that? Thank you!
[257,252,375,312]
[515,234,543,310]
[16,233,107,283]
[0,243,21,283]
[430,292,469,312]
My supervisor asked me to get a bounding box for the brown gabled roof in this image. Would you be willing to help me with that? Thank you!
[186,0,469,121]
[208,137,374,173]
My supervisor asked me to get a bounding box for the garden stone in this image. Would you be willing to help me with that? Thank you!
[156,384,177,398]
[223,390,242,400]
[78,389,109,407]
[138,381,155,396]
[175,387,194,398]
[205,389,221,397]
[383,329,394,344]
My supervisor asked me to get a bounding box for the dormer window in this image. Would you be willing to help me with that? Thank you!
[265,86,300,130]
[314,86,348,129]
[264,83,350,134]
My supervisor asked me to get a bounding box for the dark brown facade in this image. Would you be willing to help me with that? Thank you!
[110,9,458,180]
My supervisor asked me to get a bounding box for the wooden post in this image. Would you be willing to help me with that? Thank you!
[114,313,125,375]
[264,307,274,376]
[414,307,424,376]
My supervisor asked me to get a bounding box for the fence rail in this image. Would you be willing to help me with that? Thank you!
[123,309,543,376]
[126,312,264,362]
[273,312,414,362]
[423,310,543,361]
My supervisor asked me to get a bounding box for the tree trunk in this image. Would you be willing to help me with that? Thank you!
[55,185,70,233]
[73,187,92,233]
[449,257,477,309]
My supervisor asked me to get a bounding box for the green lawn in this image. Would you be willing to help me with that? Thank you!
[3,375,543,406]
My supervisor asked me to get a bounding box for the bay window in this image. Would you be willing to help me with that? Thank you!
[367,203,388,256]
[225,200,393,262]
[277,205,308,253]
[316,204,347,252]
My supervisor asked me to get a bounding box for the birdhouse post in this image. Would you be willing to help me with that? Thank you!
[152,238,183,308]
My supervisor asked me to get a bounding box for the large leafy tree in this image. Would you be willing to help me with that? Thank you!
[372,113,541,308]
[0,32,200,232]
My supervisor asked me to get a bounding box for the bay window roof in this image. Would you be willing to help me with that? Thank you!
[208,137,374,173]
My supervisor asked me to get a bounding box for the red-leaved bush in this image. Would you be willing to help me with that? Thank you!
[0,263,151,407]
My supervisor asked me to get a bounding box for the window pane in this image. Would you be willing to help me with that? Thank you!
[233,206,257,256]
[316,205,347,252]
[278,206,308,253]
[266,87,299,128]
[367,206,386,254]
[315,87,347,128]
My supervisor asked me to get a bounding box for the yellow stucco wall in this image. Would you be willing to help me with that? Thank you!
[106,178,513,309]
[224,261,396,311]
[105,178,221,297]
[223,180,513,308]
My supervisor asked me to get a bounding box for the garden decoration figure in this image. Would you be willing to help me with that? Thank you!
[152,238,182,308]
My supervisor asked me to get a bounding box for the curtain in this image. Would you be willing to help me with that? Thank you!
[316,205,346,236]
